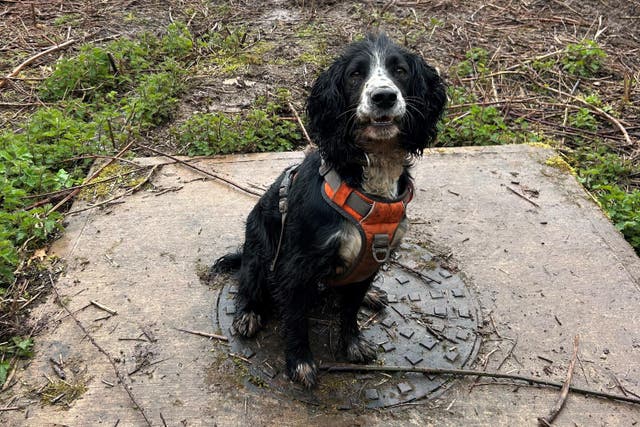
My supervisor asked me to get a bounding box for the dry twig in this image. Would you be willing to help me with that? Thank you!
[48,274,152,426]
[288,101,314,147]
[89,300,117,315]
[320,363,640,406]
[136,144,263,197]
[175,327,229,342]
[0,39,77,89]
[506,186,540,208]
[538,335,580,426]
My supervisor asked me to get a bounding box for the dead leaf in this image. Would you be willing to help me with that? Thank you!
[30,248,48,262]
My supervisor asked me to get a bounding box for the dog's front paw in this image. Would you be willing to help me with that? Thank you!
[362,286,388,311]
[345,337,377,363]
[232,311,262,337]
[286,358,318,388]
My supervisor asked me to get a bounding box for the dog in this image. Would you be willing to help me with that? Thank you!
[214,33,446,388]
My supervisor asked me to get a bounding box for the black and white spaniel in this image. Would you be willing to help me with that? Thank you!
[214,33,446,388]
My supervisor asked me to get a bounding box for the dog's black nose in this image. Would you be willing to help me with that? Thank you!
[371,89,397,109]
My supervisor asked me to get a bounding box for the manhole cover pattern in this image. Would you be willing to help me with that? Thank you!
[215,243,482,408]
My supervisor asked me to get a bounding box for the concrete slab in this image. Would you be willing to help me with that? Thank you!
[2,145,639,426]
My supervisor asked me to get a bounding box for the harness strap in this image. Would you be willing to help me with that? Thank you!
[270,164,299,272]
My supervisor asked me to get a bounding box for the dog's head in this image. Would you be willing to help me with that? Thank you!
[306,33,446,171]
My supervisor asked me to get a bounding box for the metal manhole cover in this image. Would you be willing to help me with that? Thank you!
[214,242,482,408]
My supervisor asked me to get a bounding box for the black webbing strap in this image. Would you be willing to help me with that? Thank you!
[270,164,299,272]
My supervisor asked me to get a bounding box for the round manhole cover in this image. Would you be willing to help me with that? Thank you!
[215,242,482,408]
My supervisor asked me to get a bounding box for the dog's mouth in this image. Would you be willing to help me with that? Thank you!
[358,115,402,141]
[370,115,395,127]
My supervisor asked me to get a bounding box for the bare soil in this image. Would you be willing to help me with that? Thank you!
[1,1,639,157]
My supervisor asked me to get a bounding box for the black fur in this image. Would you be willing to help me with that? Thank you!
[213,33,446,388]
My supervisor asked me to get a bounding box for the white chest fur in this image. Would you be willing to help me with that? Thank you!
[361,151,406,199]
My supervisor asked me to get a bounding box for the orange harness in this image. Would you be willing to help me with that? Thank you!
[320,164,413,286]
[270,162,413,286]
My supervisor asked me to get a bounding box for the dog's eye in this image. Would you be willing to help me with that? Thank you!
[394,66,407,76]
[350,71,362,78]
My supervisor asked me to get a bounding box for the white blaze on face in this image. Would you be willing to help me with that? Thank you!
[356,50,406,122]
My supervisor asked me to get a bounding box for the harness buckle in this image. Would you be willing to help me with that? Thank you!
[372,234,391,263]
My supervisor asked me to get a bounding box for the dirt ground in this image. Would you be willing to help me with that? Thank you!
[1,0,639,148]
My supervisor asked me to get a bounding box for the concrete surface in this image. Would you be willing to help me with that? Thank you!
[1,145,639,426]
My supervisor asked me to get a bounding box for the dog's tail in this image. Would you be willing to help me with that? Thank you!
[211,251,242,274]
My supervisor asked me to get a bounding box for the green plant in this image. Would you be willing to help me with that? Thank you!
[561,39,606,77]
[175,95,301,155]
[455,47,489,77]
[0,361,8,386]
[53,14,81,27]
[439,105,515,146]
[123,62,185,127]
[0,108,97,281]
[40,45,119,101]
[568,108,598,131]
[198,26,273,74]
[597,186,640,250]
[0,337,34,385]
[575,148,636,189]
[571,147,640,253]
[161,22,194,59]
[41,24,193,104]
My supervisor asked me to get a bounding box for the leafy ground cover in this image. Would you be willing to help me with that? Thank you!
[0,0,638,390]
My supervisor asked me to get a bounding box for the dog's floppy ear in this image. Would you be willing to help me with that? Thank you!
[402,54,447,154]
[307,60,346,135]
[306,59,360,170]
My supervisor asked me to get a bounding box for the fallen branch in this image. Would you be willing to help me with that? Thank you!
[89,300,118,315]
[506,186,540,208]
[319,363,640,406]
[48,274,152,426]
[390,260,442,284]
[136,144,263,197]
[0,39,77,89]
[288,102,314,147]
[538,335,580,426]
[175,327,229,342]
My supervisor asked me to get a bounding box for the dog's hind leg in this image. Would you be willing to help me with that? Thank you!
[232,202,278,338]
[233,245,269,338]
[339,279,378,363]
[232,253,268,338]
